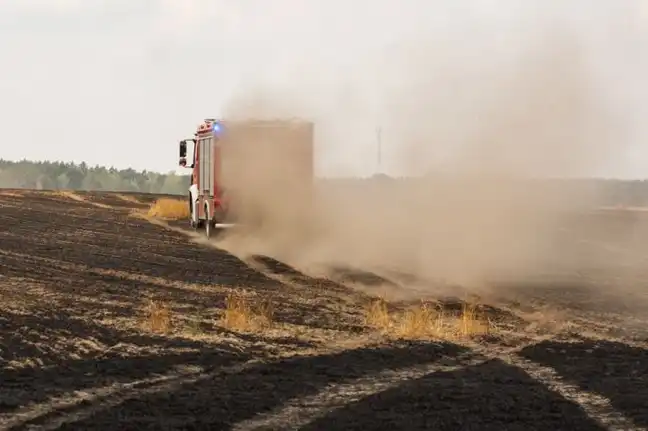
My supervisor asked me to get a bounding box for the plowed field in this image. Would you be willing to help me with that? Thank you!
[1,189,647,430]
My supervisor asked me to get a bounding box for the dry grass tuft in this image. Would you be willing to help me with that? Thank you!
[221,292,274,331]
[145,299,172,333]
[147,198,190,220]
[395,301,442,338]
[459,299,491,337]
[364,295,492,340]
[184,318,204,336]
[364,296,391,329]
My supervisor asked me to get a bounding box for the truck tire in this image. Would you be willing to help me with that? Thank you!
[190,196,204,230]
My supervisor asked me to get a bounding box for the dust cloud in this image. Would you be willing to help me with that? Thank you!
[211,13,644,301]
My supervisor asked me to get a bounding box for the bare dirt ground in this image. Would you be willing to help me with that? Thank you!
[1,189,647,430]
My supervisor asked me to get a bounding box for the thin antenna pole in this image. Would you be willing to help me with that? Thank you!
[376,126,382,173]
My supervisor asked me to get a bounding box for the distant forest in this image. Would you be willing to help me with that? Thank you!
[1,159,648,206]
[0,159,190,195]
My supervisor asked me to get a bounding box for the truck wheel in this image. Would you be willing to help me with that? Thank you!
[189,196,205,230]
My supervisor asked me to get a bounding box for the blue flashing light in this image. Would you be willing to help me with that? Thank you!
[212,122,222,133]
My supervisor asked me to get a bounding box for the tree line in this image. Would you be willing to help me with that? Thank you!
[0,159,190,195]
[1,159,647,206]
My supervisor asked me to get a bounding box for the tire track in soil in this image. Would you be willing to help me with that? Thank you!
[518,338,648,429]
[231,340,645,431]
[230,351,485,431]
[6,341,471,430]
[500,353,644,430]
[1,361,260,431]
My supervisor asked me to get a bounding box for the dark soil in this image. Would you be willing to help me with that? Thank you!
[0,189,646,430]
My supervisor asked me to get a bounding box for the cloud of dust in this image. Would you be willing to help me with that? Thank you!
[212,15,638,299]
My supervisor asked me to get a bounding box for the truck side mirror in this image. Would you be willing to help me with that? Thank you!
[179,141,187,158]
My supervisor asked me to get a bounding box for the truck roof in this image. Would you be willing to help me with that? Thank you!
[208,118,312,124]
[196,118,313,134]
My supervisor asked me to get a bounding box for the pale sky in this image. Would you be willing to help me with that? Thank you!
[1,0,647,178]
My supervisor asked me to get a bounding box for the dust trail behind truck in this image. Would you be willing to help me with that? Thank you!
[178,118,315,238]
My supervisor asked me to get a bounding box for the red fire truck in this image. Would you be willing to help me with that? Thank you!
[178,118,315,238]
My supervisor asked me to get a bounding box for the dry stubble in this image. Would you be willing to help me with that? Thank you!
[221,292,275,332]
[364,296,491,340]
[147,198,190,220]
